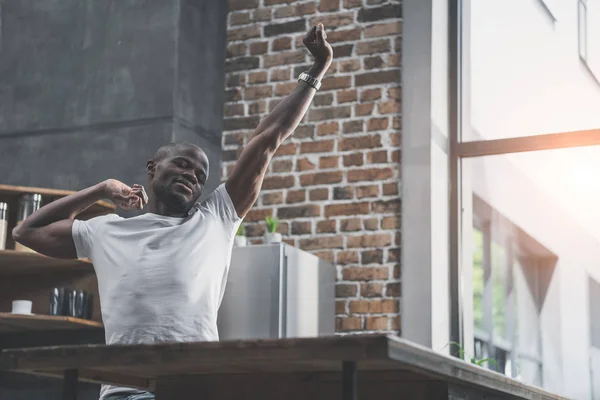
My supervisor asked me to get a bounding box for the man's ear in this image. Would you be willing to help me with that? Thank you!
[146,160,156,176]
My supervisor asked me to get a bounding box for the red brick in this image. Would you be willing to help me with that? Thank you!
[349,300,369,314]
[264,50,306,68]
[356,184,379,199]
[300,235,344,250]
[300,139,335,153]
[263,191,284,205]
[224,104,244,117]
[355,103,374,116]
[361,283,383,297]
[339,135,382,151]
[343,0,361,7]
[275,82,297,96]
[361,89,382,102]
[229,0,259,11]
[246,208,273,222]
[272,37,292,51]
[248,101,266,115]
[336,300,348,315]
[297,2,317,14]
[367,150,388,164]
[296,157,316,172]
[367,117,389,131]
[227,43,247,57]
[271,68,291,82]
[272,159,293,173]
[312,12,354,28]
[245,85,272,100]
[291,221,312,235]
[314,250,335,264]
[310,188,329,201]
[382,183,398,196]
[333,186,354,200]
[250,41,268,55]
[278,204,321,219]
[317,220,337,233]
[325,202,370,217]
[286,189,306,203]
[228,25,261,41]
[262,175,295,189]
[300,171,344,186]
[337,250,359,265]
[252,8,272,22]
[343,267,388,281]
[317,122,339,136]
[338,59,361,72]
[336,283,358,297]
[328,29,361,43]
[361,249,384,264]
[342,120,364,134]
[337,89,357,104]
[364,21,403,38]
[337,317,362,331]
[230,11,251,26]
[355,69,401,87]
[363,218,379,231]
[248,71,268,84]
[340,218,362,232]
[343,153,363,167]
[386,282,401,297]
[321,76,352,91]
[369,299,398,313]
[314,93,334,106]
[275,143,297,156]
[378,100,401,114]
[365,316,388,330]
[347,233,392,248]
[319,0,339,11]
[372,199,401,213]
[319,156,339,169]
[357,39,390,55]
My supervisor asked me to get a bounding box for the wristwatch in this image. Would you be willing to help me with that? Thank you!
[298,72,321,91]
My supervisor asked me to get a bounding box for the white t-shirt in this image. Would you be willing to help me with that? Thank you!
[72,183,242,399]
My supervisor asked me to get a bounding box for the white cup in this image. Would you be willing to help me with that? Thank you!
[11,300,33,315]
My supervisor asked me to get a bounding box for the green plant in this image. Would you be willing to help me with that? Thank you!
[265,216,279,233]
[236,224,245,236]
[446,342,497,368]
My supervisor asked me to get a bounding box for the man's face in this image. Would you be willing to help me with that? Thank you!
[148,147,209,214]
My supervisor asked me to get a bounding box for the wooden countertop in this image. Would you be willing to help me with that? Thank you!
[0,335,567,399]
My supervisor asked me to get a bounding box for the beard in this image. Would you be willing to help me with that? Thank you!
[152,181,194,214]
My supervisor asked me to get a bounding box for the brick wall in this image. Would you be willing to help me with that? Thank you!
[223,0,402,334]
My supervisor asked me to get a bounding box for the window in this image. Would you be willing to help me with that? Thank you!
[472,197,548,385]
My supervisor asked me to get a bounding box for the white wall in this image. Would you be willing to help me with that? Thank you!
[467,1,600,398]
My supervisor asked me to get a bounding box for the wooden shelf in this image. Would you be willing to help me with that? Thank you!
[0,312,102,333]
[0,184,115,217]
[0,250,92,275]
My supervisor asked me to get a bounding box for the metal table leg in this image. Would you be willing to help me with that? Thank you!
[342,361,357,400]
[62,369,78,400]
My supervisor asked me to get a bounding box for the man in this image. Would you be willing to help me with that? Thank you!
[12,24,333,400]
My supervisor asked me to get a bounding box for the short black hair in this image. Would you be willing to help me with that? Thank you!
[152,142,203,162]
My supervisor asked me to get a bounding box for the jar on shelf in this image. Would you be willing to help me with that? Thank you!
[0,202,7,251]
[15,193,42,252]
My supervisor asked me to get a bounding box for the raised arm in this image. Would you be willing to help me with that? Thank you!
[226,24,334,217]
[12,179,146,259]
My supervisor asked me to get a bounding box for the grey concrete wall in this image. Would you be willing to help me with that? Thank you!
[0,0,227,398]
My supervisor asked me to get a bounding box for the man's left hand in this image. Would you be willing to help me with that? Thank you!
[303,23,333,69]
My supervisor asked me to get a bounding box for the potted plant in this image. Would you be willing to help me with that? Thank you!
[263,216,282,244]
[234,224,247,247]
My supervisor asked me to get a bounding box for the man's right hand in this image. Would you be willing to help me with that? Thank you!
[101,179,148,210]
